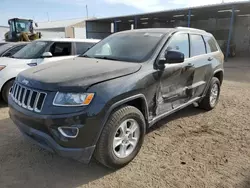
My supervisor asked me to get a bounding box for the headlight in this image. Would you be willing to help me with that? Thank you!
[53,92,94,106]
[0,66,6,71]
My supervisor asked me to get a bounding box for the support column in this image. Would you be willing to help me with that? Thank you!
[226,6,235,62]
[188,9,191,27]
[114,20,118,33]
[134,16,138,29]
[86,22,89,39]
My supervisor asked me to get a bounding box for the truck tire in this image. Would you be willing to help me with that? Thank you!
[94,105,146,169]
[199,77,220,110]
[2,80,14,104]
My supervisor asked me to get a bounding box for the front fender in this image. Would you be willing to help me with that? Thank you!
[0,66,29,92]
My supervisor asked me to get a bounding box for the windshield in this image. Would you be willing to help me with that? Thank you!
[12,20,32,33]
[13,41,50,59]
[0,44,13,56]
[82,32,164,62]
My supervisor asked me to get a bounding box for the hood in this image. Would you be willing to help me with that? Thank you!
[0,57,31,66]
[17,57,141,91]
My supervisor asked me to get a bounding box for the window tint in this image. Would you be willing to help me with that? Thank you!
[49,42,72,57]
[3,45,26,57]
[204,36,218,53]
[166,33,189,58]
[190,35,206,57]
[76,42,95,54]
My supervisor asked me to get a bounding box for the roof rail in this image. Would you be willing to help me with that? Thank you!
[175,27,207,33]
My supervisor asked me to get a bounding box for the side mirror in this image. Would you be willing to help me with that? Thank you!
[158,50,184,69]
[165,50,185,64]
[42,52,52,58]
[35,23,38,27]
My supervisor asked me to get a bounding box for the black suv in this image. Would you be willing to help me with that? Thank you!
[9,28,224,169]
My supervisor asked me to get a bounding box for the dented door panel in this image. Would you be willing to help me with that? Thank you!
[157,61,195,115]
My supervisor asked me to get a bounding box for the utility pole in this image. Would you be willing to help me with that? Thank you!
[86,5,89,19]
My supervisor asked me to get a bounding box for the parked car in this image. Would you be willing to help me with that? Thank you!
[0,38,99,103]
[9,28,224,169]
[0,42,28,57]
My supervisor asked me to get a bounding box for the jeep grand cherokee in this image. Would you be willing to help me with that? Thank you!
[9,27,224,169]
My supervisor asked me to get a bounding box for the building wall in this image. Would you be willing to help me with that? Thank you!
[86,22,111,39]
[234,17,250,55]
[0,26,9,41]
[37,27,66,38]
[65,21,85,38]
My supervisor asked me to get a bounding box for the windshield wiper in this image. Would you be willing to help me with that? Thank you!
[93,56,119,61]
[81,54,91,58]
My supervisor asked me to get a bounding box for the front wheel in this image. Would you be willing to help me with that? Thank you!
[199,77,221,110]
[94,105,146,169]
[2,80,14,104]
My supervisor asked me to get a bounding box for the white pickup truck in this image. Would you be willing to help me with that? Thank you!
[0,38,100,103]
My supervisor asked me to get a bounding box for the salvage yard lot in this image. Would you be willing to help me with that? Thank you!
[0,58,250,188]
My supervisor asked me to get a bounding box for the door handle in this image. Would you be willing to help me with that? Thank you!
[208,57,213,61]
[186,63,194,68]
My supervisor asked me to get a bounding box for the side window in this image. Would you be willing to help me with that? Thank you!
[204,36,218,53]
[76,42,95,54]
[49,42,72,57]
[3,45,26,57]
[166,33,189,58]
[190,35,206,57]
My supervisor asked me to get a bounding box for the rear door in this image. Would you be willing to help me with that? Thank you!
[189,34,213,98]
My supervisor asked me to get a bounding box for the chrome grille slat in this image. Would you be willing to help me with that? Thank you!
[34,93,40,112]
[21,88,27,107]
[27,90,34,110]
[11,82,47,113]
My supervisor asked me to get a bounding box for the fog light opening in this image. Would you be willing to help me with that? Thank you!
[58,127,79,138]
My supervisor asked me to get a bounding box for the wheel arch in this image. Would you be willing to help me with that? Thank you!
[94,94,149,147]
[213,69,224,85]
[0,77,15,94]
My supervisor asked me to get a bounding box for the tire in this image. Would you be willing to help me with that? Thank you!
[2,80,14,104]
[199,77,220,111]
[94,105,146,169]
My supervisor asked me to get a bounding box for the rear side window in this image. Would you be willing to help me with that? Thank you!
[204,36,218,53]
[190,35,206,57]
[76,42,95,54]
[166,33,189,58]
[49,42,72,57]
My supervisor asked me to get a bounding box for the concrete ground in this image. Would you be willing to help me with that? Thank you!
[0,57,249,188]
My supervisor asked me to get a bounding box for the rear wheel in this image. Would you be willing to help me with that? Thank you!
[2,80,14,104]
[199,77,220,110]
[94,105,146,169]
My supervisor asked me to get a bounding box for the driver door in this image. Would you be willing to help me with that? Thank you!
[156,33,195,115]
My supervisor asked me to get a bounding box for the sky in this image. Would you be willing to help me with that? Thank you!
[0,0,247,26]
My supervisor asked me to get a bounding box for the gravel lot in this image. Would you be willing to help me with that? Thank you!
[0,58,250,188]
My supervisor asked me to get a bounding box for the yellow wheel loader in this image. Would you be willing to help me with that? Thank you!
[5,18,41,42]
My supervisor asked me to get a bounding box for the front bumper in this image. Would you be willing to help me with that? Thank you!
[11,114,95,163]
[10,109,95,163]
[8,95,106,163]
